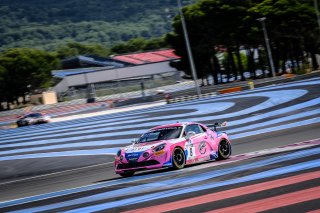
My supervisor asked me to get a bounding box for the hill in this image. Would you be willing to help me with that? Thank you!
[0,0,196,51]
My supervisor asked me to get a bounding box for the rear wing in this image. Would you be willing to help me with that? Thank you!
[207,121,227,131]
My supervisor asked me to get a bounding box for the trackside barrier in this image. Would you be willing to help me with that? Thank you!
[218,86,242,94]
[167,71,318,104]
[283,74,297,78]
[168,92,217,104]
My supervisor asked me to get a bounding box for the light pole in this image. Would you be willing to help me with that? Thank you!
[84,72,96,103]
[177,0,201,96]
[257,17,276,77]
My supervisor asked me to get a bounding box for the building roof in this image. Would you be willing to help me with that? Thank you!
[112,49,180,65]
[52,49,181,78]
[61,55,131,70]
[52,67,112,78]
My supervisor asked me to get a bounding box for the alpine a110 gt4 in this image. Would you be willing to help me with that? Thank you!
[115,122,231,177]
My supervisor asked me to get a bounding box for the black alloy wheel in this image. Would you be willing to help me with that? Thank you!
[172,147,185,169]
[218,140,231,160]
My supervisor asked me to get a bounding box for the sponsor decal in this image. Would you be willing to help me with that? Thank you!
[163,157,173,167]
[210,134,215,140]
[198,156,211,161]
[126,144,155,153]
[163,162,172,167]
[131,147,146,151]
[156,127,181,130]
[199,141,206,154]
[210,152,219,160]
[125,152,142,162]
[154,150,165,156]
[187,159,195,164]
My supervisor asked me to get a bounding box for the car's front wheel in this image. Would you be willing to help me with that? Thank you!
[172,147,185,169]
[119,171,135,178]
[218,140,231,160]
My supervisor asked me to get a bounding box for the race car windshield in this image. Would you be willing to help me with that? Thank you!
[25,113,42,118]
[139,126,182,143]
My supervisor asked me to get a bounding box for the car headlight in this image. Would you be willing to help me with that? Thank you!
[117,150,122,157]
[153,143,166,152]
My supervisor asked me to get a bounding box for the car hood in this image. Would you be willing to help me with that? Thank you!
[124,138,185,153]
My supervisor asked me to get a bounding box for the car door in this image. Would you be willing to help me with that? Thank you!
[184,124,207,162]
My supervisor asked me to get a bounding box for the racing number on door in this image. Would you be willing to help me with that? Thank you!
[188,146,196,158]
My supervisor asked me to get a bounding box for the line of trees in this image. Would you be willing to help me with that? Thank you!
[167,0,320,84]
[0,48,60,110]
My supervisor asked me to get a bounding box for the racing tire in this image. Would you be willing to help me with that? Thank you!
[218,140,231,160]
[119,171,135,178]
[17,123,26,128]
[172,147,186,170]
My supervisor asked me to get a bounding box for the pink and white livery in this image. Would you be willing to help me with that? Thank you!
[115,122,231,177]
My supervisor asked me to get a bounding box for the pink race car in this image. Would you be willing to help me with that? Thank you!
[115,122,231,177]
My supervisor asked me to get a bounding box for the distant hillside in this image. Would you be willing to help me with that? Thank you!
[0,0,196,51]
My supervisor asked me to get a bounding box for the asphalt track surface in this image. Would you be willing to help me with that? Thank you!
[0,77,320,212]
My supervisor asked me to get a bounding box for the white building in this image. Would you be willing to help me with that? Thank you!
[53,49,181,93]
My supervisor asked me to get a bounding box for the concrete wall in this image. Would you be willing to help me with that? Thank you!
[54,78,69,93]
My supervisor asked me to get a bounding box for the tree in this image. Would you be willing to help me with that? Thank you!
[0,65,7,110]
[168,0,319,83]
[250,0,320,71]
[0,48,60,109]
[55,42,110,59]
[110,37,168,54]
[167,0,254,84]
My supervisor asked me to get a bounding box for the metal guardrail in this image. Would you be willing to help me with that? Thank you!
[167,71,320,104]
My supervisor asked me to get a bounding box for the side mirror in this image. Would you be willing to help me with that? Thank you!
[221,121,227,127]
[131,138,139,144]
[185,131,196,140]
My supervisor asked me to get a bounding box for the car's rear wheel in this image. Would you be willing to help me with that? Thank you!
[172,147,185,169]
[218,140,231,160]
[119,171,135,178]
